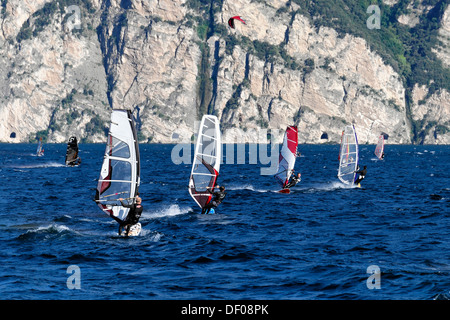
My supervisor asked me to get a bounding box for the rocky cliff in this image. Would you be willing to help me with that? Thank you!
[0,0,448,144]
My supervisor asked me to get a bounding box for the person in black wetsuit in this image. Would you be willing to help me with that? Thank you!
[284,172,301,189]
[118,196,143,235]
[202,186,226,214]
[354,166,367,185]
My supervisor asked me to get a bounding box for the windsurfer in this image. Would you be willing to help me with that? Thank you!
[118,196,143,236]
[285,172,301,189]
[354,166,367,185]
[68,157,81,166]
[202,186,226,214]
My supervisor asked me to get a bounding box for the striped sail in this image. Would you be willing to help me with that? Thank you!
[338,125,359,185]
[274,126,298,188]
[189,115,221,209]
[95,110,140,223]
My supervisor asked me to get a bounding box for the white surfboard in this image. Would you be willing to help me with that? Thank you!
[120,223,142,237]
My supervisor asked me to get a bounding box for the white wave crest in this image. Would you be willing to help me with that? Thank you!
[226,183,268,193]
[143,204,191,220]
[12,162,65,169]
[303,181,356,192]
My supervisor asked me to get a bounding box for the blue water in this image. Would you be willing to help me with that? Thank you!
[0,143,449,300]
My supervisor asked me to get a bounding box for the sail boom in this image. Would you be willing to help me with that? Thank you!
[195,152,219,159]
[98,179,135,183]
[199,134,218,141]
[191,173,217,177]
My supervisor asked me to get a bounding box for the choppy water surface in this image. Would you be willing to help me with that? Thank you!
[0,143,449,300]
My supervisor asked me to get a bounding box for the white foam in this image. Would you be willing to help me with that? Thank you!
[227,183,268,193]
[11,162,65,169]
[304,181,355,192]
[21,223,73,236]
[140,229,163,241]
[142,204,191,220]
[37,224,71,233]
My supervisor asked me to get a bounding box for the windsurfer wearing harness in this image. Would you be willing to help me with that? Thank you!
[285,171,301,189]
[354,166,367,185]
[202,186,226,214]
[118,196,143,236]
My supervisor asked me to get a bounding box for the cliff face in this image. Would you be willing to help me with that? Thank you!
[0,0,109,143]
[211,7,409,144]
[0,0,448,144]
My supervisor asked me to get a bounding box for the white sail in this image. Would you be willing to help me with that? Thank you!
[95,109,140,223]
[374,135,384,160]
[189,115,221,209]
[36,137,44,156]
[338,125,359,185]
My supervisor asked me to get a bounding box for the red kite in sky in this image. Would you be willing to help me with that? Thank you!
[228,16,246,29]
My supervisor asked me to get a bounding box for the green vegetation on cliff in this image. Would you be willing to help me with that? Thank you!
[291,0,449,93]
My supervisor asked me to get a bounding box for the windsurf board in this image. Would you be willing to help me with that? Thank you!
[120,223,141,237]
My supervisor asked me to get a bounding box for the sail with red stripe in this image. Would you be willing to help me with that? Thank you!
[274,126,298,188]
[189,115,221,210]
[95,109,140,223]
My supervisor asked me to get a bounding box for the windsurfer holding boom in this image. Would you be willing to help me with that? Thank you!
[354,166,367,185]
[284,171,301,189]
[202,186,226,214]
[118,196,143,236]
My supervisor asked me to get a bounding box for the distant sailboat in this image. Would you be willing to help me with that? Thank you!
[36,137,44,157]
[338,125,359,186]
[374,134,385,160]
[274,125,299,194]
[188,115,222,214]
[95,109,141,236]
[65,136,81,166]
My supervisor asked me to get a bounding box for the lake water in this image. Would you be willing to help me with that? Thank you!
[0,143,449,301]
